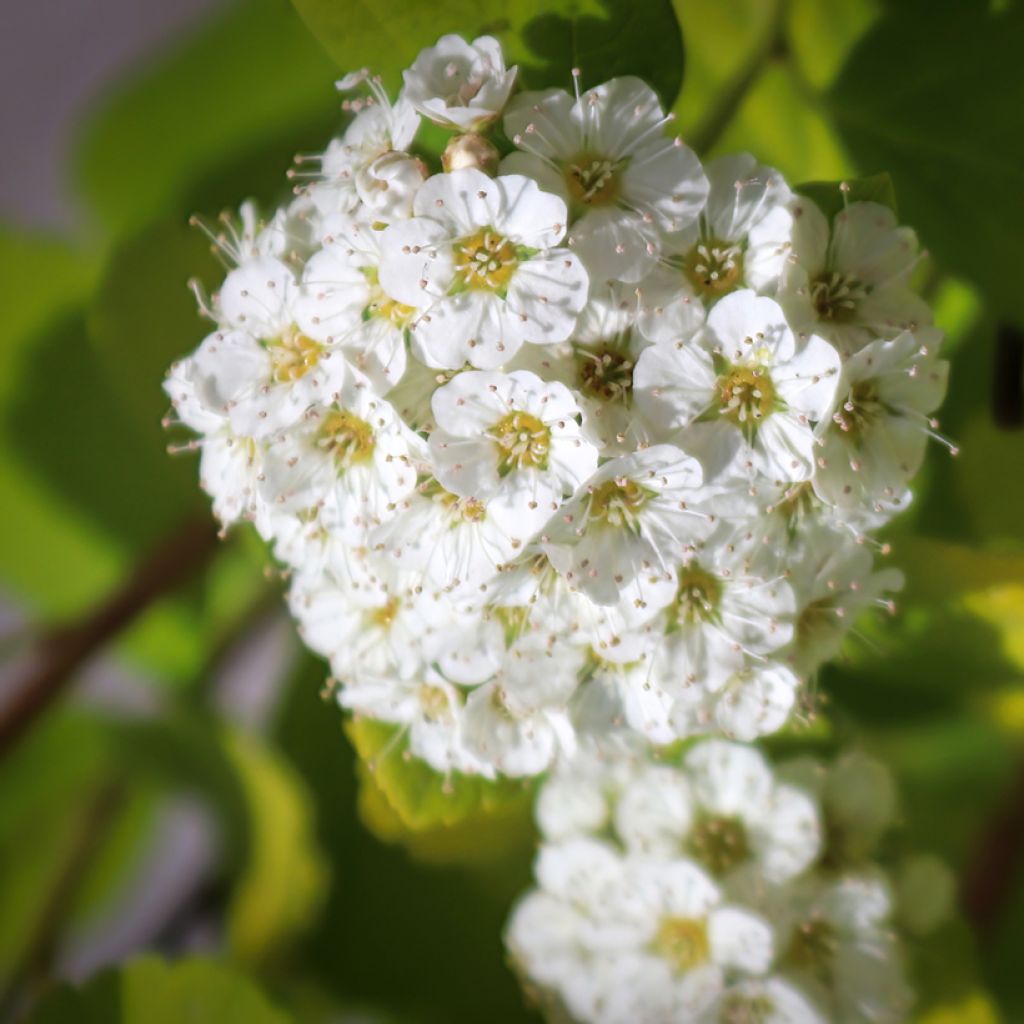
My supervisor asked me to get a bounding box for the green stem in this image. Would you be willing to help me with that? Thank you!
[687,0,789,156]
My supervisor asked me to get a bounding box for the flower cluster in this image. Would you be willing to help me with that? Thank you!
[164,34,948,780]
[163,29,955,1023]
[506,741,952,1024]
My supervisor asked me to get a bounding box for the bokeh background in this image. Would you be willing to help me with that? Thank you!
[1,0,1023,1021]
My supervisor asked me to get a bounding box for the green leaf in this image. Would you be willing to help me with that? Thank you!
[28,955,293,1024]
[223,730,329,966]
[290,0,684,108]
[75,0,338,238]
[794,171,897,222]
[87,218,221,431]
[709,61,852,180]
[514,0,684,110]
[829,2,1024,321]
[671,0,777,133]
[785,0,879,90]
[345,719,533,851]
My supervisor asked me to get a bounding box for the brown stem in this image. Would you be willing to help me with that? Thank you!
[0,514,221,761]
[961,759,1024,940]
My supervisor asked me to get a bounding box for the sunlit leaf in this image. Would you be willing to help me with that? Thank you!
[224,729,329,965]
[345,718,532,834]
[712,61,852,180]
[785,0,879,90]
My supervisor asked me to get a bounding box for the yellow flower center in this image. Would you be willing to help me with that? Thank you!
[575,344,634,404]
[687,813,750,876]
[317,409,375,469]
[669,566,722,629]
[368,596,399,628]
[490,411,551,475]
[811,270,868,322]
[653,917,710,973]
[683,238,744,298]
[720,993,776,1024]
[588,478,650,530]
[718,365,777,428]
[267,327,322,383]
[424,478,488,525]
[453,229,519,292]
[832,379,880,441]
[785,916,838,983]
[418,683,454,723]
[565,153,622,207]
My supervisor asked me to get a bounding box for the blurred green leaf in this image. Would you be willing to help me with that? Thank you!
[953,416,1024,546]
[345,718,531,834]
[829,2,1024,322]
[28,955,293,1024]
[795,171,897,221]
[916,992,1001,1024]
[785,0,878,90]
[290,0,684,107]
[75,0,338,238]
[0,230,121,617]
[224,729,329,966]
[87,219,220,430]
[712,61,852,180]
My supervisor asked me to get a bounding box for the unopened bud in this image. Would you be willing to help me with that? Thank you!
[442,132,500,175]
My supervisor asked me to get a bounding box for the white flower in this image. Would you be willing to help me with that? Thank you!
[429,368,598,534]
[163,356,272,533]
[780,199,930,354]
[402,34,517,131]
[669,659,802,742]
[638,153,794,342]
[378,168,588,369]
[651,551,797,694]
[371,476,521,595]
[288,557,443,683]
[512,282,658,456]
[506,838,775,1024]
[187,257,348,437]
[613,741,820,886]
[298,216,410,391]
[712,976,826,1024]
[504,77,708,282]
[461,632,582,775]
[813,328,950,513]
[259,378,421,541]
[305,71,420,220]
[635,290,841,481]
[774,873,914,1024]
[785,526,903,677]
[541,444,716,604]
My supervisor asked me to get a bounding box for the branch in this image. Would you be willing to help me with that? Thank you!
[961,759,1024,939]
[0,514,221,761]
[687,0,788,156]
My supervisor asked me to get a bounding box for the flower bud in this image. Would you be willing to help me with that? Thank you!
[442,132,500,175]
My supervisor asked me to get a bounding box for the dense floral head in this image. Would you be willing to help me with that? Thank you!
[164,33,949,782]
